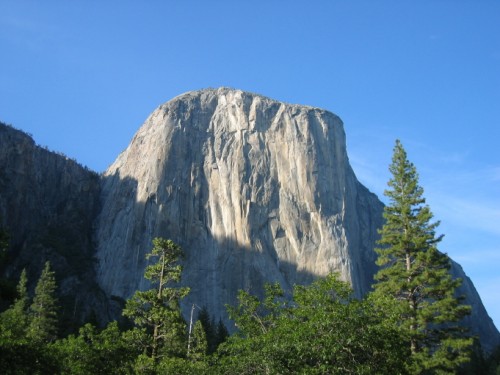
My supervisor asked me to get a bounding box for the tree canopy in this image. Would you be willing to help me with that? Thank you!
[218,274,409,374]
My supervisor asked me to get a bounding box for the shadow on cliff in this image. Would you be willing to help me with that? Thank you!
[0,124,111,333]
[97,159,323,330]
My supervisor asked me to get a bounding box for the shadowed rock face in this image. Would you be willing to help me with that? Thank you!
[0,124,109,327]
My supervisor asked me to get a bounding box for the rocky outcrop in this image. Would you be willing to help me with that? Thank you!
[0,123,108,327]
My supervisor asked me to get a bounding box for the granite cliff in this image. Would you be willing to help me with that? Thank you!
[0,88,498,351]
[96,89,382,301]
[95,88,498,349]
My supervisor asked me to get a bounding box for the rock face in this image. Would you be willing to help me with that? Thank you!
[0,123,108,326]
[94,88,499,351]
[1,88,499,351]
[96,88,383,315]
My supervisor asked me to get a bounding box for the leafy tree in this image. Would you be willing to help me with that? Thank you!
[227,282,285,339]
[217,274,408,374]
[52,321,140,374]
[0,342,58,375]
[372,140,472,374]
[122,237,190,362]
[27,261,59,344]
[457,338,487,374]
[0,269,30,343]
[157,355,209,374]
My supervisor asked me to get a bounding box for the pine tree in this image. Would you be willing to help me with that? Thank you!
[27,262,58,343]
[215,318,229,349]
[123,238,190,362]
[188,320,208,361]
[0,269,30,342]
[372,140,472,374]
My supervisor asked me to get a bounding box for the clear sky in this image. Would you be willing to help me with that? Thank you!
[1,1,499,329]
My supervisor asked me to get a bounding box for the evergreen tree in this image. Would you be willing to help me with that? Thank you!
[27,261,59,343]
[197,306,215,353]
[122,237,190,362]
[52,322,140,374]
[188,320,208,361]
[215,318,229,349]
[0,269,30,343]
[372,140,472,374]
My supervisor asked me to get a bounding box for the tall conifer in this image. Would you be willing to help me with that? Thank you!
[28,262,58,343]
[123,238,190,362]
[0,269,30,342]
[372,140,472,374]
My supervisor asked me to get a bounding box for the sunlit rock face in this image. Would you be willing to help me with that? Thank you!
[95,88,384,318]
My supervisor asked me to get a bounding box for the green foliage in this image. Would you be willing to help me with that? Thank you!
[27,261,59,343]
[227,282,286,339]
[188,320,208,361]
[197,306,228,355]
[0,269,30,343]
[371,140,472,374]
[218,274,409,374]
[52,322,140,374]
[0,342,58,375]
[0,267,60,373]
[197,306,215,353]
[122,237,190,362]
[157,355,210,374]
[215,317,229,349]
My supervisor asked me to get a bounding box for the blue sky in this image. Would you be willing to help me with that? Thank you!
[1,1,499,329]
